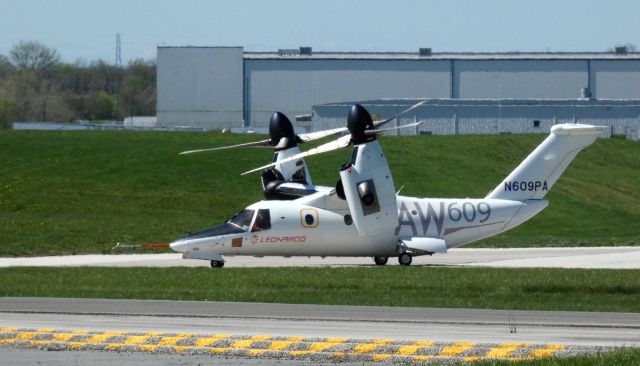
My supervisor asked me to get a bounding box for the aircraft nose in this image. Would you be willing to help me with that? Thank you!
[169,240,187,253]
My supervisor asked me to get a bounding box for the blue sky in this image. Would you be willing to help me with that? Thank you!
[1,0,638,63]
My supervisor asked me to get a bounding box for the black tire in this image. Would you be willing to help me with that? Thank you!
[398,253,412,266]
[210,260,225,268]
[373,256,388,266]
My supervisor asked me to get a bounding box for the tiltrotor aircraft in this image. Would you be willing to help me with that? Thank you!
[170,104,603,268]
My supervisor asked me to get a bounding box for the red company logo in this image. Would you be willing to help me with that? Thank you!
[251,236,307,244]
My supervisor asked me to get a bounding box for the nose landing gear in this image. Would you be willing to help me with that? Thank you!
[210,260,225,268]
[373,256,388,266]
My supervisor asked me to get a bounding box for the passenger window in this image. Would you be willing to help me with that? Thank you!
[252,209,271,232]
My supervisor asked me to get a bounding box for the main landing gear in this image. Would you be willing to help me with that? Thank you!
[398,252,412,266]
[210,260,225,268]
[373,256,388,266]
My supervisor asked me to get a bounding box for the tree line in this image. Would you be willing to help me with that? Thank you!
[0,41,156,128]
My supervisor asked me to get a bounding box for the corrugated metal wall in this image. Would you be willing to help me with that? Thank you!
[157,47,244,129]
[245,59,450,126]
[313,100,640,138]
[591,60,640,99]
[454,60,588,99]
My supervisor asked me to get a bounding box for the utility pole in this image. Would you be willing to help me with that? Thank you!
[115,33,122,120]
[115,33,122,68]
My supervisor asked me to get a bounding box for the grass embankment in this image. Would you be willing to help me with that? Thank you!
[0,267,638,313]
[0,130,639,256]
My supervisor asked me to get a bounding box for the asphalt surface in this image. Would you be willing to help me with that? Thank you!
[1,297,638,346]
[1,246,639,269]
[0,298,636,364]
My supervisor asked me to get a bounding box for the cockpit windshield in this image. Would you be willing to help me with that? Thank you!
[228,209,255,230]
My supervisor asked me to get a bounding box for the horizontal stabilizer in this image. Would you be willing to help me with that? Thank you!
[401,237,447,254]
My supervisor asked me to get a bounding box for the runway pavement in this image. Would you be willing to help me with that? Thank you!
[2,297,636,364]
[1,248,638,364]
[1,246,639,269]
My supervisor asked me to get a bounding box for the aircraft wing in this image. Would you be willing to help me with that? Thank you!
[400,237,447,254]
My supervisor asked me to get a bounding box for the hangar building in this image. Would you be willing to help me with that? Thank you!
[156,46,640,139]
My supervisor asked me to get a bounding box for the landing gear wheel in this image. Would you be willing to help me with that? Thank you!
[210,260,225,268]
[373,256,388,266]
[398,253,412,266]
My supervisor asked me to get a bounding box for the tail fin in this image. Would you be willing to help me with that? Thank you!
[486,124,604,201]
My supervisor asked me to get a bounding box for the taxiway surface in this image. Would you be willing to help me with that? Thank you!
[0,246,638,269]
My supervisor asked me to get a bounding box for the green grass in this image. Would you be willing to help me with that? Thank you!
[474,348,640,366]
[476,348,640,366]
[1,267,638,312]
[1,130,639,256]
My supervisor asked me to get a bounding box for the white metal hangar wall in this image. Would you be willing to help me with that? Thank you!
[156,47,640,131]
[312,99,640,140]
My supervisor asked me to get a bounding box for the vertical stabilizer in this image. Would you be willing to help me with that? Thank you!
[486,124,604,201]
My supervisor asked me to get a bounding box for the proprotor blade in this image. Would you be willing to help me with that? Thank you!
[241,134,352,175]
[372,101,426,129]
[179,138,271,155]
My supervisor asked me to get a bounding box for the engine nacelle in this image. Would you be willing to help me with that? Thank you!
[339,140,398,237]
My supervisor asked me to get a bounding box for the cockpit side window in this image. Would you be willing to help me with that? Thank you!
[228,209,255,231]
[251,209,271,232]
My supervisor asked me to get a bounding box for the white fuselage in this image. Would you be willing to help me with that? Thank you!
[170,192,547,258]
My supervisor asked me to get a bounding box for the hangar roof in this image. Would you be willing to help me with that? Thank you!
[316,98,640,107]
[243,52,640,61]
[157,47,640,61]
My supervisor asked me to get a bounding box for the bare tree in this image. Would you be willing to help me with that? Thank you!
[0,55,15,80]
[9,41,60,74]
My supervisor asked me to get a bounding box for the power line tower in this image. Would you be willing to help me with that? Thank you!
[115,33,122,67]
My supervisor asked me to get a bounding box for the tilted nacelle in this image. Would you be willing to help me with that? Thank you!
[338,140,398,238]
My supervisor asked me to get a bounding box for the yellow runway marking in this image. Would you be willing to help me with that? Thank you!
[441,341,476,356]
[231,339,255,349]
[247,349,268,356]
[194,334,230,347]
[371,354,393,361]
[85,331,126,343]
[0,327,576,363]
[15,332,40,340]
[51,333,76,342]
[397,340,435,355]
[250,335,272,340]
[309,339,346,352]
[527,344,565,359]
[139,344,158,352]
[485,343,530,358]
[268,340,295,350]
[157,336,187,346]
